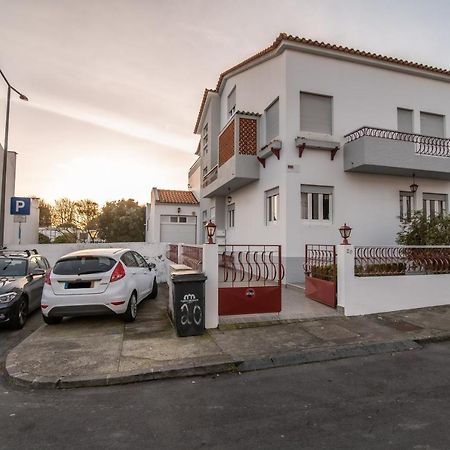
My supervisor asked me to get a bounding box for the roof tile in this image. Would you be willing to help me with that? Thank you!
[156,189,199,205]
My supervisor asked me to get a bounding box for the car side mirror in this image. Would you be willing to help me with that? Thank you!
[148,262,156,271]
[31,268,46,277]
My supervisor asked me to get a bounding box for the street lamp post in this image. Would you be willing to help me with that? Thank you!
[0,69,28,248]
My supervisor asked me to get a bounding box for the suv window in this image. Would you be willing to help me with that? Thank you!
[53,256,116,275]
[28,258,39,273]
[121,252,138,268]
[0,258,27,276]
[133,252,147,268]
[36,257,49,270]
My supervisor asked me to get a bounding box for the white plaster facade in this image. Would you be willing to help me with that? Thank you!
[145,187,200,245]
[193,34,450,283]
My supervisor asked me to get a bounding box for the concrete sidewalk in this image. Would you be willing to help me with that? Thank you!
[6,285,450,388]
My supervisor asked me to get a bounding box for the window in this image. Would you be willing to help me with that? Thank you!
[420,112,445,137]
[301,185,333,222]
[203,166,208,177]
[397,108,413,133]
[265,188,279,225]
[121,252,139,268]
[265,98,279,143]
[227,204,235,228]
[28,258,39,274]
[423,193,447,218]
[202,210,207,221]
[170,216,178,223]
[133,252,148,268]
[400,191,414,221]
[227,86,236,118]
[202,123,208,155]
[179,216,187,223]
[300,92,332,134]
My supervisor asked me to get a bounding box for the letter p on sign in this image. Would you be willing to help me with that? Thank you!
[10,197,31,216]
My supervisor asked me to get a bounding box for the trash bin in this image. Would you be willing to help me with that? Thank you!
[171,271,207,337]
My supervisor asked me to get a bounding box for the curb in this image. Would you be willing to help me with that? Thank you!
[5,339,422,390]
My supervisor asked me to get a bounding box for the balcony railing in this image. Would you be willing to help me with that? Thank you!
[202,165,218,188]
[345,126,450,158]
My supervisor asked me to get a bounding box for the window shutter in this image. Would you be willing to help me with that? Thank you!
[300,92,332,134]
[397,108,413,133]
[420,112,444,137]
[301,185,333,195]
[266,98,279,142]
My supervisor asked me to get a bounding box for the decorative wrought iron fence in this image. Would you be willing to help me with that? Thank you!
[218,245,284,287]
[167,244,178,263]
[345,126,450,158]
[180,244,203,271]
[202,165,218,188]
[354,246,450,276]
[304,244,337,281]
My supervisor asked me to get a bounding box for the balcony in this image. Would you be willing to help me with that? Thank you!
[202,112,260,197]
[344,127,450,180]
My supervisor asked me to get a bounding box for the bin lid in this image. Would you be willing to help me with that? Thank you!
[171,271,207,283]
[170,264,192,271]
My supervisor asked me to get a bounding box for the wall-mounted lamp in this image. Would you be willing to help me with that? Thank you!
[410,174,418,194]
[177,207,181,214]
[205,220,217,244]
[227,196,232,204]
[339,223,352,245]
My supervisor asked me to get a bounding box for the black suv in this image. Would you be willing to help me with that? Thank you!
[0,250,50,329]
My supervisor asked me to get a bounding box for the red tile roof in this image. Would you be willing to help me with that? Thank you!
[194,33,450,134]
[156,189,199,205]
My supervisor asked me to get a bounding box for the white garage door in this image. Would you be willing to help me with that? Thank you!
[160,215,197,244]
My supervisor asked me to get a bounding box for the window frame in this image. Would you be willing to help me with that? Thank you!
[227,86,236,118]
[397,108,414,133]
[399,191,415,222]
[423,193,447,218]
[420,111,445,138]
[265,187,279,225]
[300,91,333,135]
[301,185,333,223]
[227,204,235,228]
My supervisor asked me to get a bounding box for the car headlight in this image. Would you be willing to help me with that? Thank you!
[0,292,19,304]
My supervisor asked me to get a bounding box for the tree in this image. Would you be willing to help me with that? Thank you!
[53,233,77,244]
[397,211,450,245]
[74,199,100,242]
[51,198,78,241]
[39,200,53,227]
[98,199,145,242]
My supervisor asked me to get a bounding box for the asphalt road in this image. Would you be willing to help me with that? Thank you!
[0,318,449,450]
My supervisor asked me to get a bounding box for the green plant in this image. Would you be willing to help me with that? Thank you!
[309,264,335,281]
[397,211,450,245]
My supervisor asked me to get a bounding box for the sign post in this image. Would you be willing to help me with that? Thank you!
[10,197,31,245]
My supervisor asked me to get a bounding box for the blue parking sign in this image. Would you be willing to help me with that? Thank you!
[10,197,31,216]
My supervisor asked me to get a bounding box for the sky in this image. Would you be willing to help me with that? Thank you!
[0,0,450,206]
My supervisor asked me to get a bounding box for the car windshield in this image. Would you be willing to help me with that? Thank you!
[0,258,27,276]
[53,256,116,275]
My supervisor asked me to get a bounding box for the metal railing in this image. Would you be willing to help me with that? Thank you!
[180,244,203,271]
[167,244,178,263]
[304,244,337,282]
[355,246,450,276]
[345,126,450,158]
[218,245,284,287]
[202,165,218,188]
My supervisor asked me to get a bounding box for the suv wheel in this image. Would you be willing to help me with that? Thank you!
[148,279,158,299]
[123,292,137,322]
[10,296,28,330]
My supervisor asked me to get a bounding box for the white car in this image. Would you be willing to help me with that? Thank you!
[41,248,158,325]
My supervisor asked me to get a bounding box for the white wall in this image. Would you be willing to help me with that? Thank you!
[338,245,450,316]
[195,44,450,283]
[8,242,170,283]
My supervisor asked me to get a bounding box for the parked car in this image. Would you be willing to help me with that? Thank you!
[0,250,50,329]
[41,248,158,324]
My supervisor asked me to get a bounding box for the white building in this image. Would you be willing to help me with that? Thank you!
[0,145,39,246]
[192,33,450,283]
[146,187,200,244]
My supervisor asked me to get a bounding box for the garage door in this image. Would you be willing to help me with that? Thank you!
[160,215,197,244]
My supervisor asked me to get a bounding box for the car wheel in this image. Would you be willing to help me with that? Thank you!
[123,292,137,322]
[148,278,158,299]
[10,296,28,330]
[42,315,63,325]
